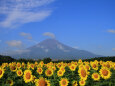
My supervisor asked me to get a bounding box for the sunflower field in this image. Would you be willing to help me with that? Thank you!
[0,59,115,86]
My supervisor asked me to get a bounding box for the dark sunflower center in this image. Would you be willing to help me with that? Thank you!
[81,69,86,77]
[26,73,31,79]
[102,69,108,76]
[0,70,2,75]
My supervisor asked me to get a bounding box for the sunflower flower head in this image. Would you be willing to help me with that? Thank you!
[23,70,33,83]
[35,77,50,86]
[0,67,4,79]
[99,67,111,79]
[59,78,69,86]
[92,73,100,81]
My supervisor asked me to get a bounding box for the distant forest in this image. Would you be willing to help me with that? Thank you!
[0,55,115,65]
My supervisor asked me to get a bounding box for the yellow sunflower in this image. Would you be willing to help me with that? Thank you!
[84,64,90,70]
[35,77,50,86]
[6,80,14,86]
[99,67,111,79]
[78,67,89,80]
[17,69,23,76]
[37,67,43,74]
[0,67,4,79]
[91,62,98,70]
[23,70,33,83]
[57,70,64,77]
[45,69,53,77]
[69,64,77,71]
[72,80,78,86]
[59,78,69,86]
[78,59,83,64]
[92,73,100,81]
[10,65,17,72]
[57,63,62,68]
[79,79,86,86]
[30,63,35,70]
[59,67,65,73]
[17,62,21,69]
[22,62,25,68]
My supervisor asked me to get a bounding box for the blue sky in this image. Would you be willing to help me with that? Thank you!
[0,0,115,56]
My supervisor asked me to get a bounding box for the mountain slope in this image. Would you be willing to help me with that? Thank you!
[9,39,102,59]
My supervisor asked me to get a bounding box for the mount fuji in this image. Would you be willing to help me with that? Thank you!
[9,39,102,60]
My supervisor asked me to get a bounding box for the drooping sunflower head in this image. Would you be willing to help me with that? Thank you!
[92,73,100,81]
[99,67,111,79]
[45,69,53,77]
[59,78,69,86]
[17,69,23,76]
[35,77,50,86]
[23,70,33,83]
[0,67,4,79]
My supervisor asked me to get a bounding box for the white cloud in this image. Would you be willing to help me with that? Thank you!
[20,32,38,44]
[0,0,55,28]
[6,40,22,48]
[20,32,32,40]
[43,32,55,38]
[107,29,115,33]
[112,48,115,51]
[15,49,30,54]
[44,49,49,52]
[73,46,79,49]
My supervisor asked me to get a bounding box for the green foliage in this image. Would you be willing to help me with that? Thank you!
[43,57,52,64]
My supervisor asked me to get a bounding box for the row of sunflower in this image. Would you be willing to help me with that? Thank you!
[0,59,115,86]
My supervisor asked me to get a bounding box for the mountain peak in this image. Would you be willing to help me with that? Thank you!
[41,38,58,43]
[10,39,102,59]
